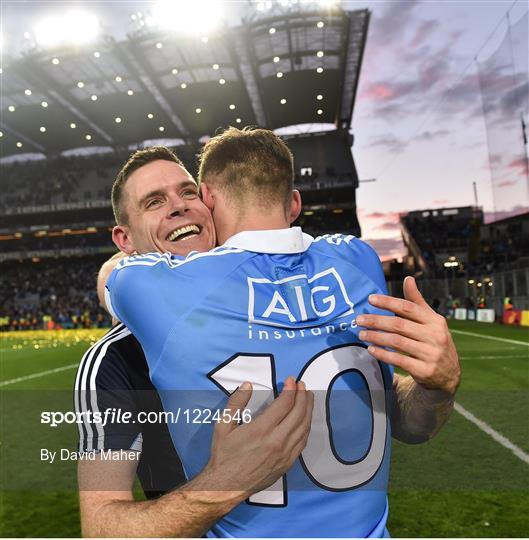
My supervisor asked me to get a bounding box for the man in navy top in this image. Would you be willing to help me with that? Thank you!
[106,128,461,537]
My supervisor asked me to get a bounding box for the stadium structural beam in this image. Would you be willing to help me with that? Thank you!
[338,9,370,128]
[228,33,268,128]
[0,121,45,153]
[18,60,115,147]
[286,20,295,74]
[120,41,190,138]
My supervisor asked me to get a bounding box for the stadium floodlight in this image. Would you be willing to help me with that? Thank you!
[280,98,287,104]
[16,142,23,148]
[41,101,48,108]
[195,108,202,114]
[40,126,46,132]
[316,94,323,100]
[93,51,101,58]
[316,50,324,57]
[147,113,154,119]
[25,89,32,95]
[127,90,134,96]
[159,126,165,132]
[316,67,323,73]
[219,78,225,85]
[276,72,283,78]
[273,56,280,63]
[70,123,76,128]
[212,64,219,70]
[51,58,59,65]
[316,0,339,7]
[8,105,15,112]
[317,21,324,28]
[0,132,3,137]
[172,68,178,74]
[269,27,276,34]
[91,94,98,101]
[236,118,241,123]
[229,104,235,110]
[151,0,223,35]
[115,117,122,123]
[34,11,99,48]
[180,83,187,89]
[85,134,92,140]
[115,76,122,82]
[317,109,323,115]
[77,81,84,88]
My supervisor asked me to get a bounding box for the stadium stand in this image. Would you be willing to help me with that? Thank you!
[396,206,529,314]
[0,256,111,331]
[0,129,361,329]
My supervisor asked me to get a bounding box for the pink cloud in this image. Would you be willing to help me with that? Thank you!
[359,83,395,101]
[363,237,406,260]
[410,19,438,48]
[508,157,527,172]
[362,211,402,221]
[484,205,529,223]
[496,179,518,188]
[375,221,401,231]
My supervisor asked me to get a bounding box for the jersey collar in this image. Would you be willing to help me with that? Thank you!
[223,226,314,254]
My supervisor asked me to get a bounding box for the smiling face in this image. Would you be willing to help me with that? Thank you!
[112,159,216,256]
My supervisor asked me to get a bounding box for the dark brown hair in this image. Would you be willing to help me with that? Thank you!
[197,127,294,213]
[111,146,185,225]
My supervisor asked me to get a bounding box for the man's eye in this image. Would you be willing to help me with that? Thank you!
[183,190,198,198]
[147,199,162,208]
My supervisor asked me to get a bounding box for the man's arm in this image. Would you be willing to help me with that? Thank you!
[79,378,313,537]
[97,252,126,312]
[356,276,461,444]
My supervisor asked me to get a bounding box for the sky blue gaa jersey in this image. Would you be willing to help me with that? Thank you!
[106,227,394,538]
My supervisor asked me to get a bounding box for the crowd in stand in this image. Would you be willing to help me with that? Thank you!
[0,257,112,331]
[0,230,113,254]
[0,148,200,213]
[1,153,124,211]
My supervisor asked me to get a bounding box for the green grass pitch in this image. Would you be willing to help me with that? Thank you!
[1,321,528,537]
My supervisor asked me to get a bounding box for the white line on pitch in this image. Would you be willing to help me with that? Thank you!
[460,355,528,360]
[451,329,529,347]
[0,364,78,387]
[454,402,529,465]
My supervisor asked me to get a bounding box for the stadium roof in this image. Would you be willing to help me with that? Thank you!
[0,5,369,158]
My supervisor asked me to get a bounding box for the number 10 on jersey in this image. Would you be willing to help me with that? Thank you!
[208,344,389,507]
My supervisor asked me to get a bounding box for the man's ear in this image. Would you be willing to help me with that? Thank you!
[112,225,136,255]
[289,189,302,224]
[200,183,215,211]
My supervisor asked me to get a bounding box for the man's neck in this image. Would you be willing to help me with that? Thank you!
[217,213,290,245]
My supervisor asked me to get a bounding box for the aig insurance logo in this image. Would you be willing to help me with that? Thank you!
[247,267,354,328]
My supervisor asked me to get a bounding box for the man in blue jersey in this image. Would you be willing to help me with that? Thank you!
[106,128,460,537]
[79,147,314,537]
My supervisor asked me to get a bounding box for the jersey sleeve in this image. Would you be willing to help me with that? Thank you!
[105,253,183,361]
[344,238,388,295]
[348,238,395,380]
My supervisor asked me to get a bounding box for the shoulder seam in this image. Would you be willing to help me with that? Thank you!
[115,247,245,271]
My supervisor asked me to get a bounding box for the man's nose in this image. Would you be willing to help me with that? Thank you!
[167,195,188,217]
